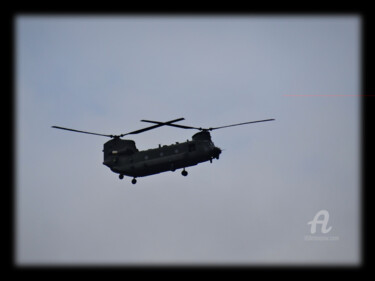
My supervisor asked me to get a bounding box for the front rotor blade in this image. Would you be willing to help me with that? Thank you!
[51,126,114,137]
[209,119,275,130]
[165,123,202,130]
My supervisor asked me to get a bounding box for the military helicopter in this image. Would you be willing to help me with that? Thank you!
[52,117,274,184]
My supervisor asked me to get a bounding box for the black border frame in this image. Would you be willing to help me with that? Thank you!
[7,7,372,274]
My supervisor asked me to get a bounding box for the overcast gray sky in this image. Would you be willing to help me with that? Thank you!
[16,15,360,266]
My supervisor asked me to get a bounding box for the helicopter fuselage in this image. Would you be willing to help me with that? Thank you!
[102,131,221,178]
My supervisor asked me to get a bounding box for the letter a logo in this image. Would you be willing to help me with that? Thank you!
[307,210,332,234]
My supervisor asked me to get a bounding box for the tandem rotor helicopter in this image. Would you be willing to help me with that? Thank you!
[52,118,275,184]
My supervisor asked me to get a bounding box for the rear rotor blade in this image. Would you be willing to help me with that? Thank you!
[51,126,114,138]
[141,119,202,130]
[122,117,186,136]
[142,118,275,131]
[209,119,275,131]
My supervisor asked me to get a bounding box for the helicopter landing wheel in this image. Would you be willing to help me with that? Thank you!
[181,169,188,177]
[131,178,137,184]
[119,174,124,180]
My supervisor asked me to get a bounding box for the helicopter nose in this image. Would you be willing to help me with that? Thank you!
[212,147,222,158]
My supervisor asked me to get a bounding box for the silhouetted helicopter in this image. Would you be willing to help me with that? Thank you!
[52,118,274,184]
